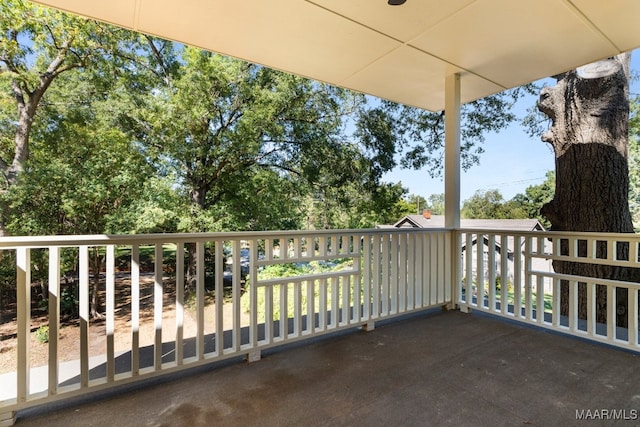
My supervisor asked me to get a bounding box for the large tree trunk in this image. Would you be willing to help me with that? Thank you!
[538,53,640,326]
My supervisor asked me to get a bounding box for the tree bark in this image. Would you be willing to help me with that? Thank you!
[538,53,640,326]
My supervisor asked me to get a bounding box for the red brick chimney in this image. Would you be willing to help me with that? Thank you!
[423,209,431,220]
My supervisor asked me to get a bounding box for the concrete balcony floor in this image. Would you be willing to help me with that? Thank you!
[15,309,640,426]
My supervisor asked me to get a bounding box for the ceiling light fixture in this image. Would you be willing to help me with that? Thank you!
[388,0,406,5]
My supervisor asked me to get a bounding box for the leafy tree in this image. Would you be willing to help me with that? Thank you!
[461,189,527,219]
[373,87,535,179]
[427,193,445,215]
[404,194,427,215]
[0,1,131,185]
[329,182,409,229]
[510,171,555,227]
[2,68,164,317]
[129,46,365,232]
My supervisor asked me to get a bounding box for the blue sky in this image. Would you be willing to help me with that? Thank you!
[383,49,640,203]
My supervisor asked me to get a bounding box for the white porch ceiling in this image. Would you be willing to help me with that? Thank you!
[29,0,640,112]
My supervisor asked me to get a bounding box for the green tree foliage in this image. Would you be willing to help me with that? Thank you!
[510,171,555,227]
[405,194,427,215]
[375,87,534,178]
[310,183,407,229]
[392,193,444,221]
[461,189,528,219]
[0,0,139,187]
[2,45,170,235]
[127,46,365,231]
[427,193,445,215]
[1,1,532,239]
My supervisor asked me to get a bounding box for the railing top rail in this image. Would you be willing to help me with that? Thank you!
[0,227,451,248]
[1,227,636,249]
[457,228,640,240]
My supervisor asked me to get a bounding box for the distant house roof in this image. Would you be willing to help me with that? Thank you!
[390,214,545,232]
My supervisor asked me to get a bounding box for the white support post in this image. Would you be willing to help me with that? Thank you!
[445,73,461,309]
[444,73,461,230]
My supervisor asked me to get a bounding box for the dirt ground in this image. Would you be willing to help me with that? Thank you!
[0,273,245,374]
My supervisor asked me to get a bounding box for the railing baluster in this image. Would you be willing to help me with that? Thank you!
[154,244,163,370]
[319,278,326,331]
[372,234,381,318]
[318,236,326,258]
[381,234,390,316]
[607,239,614,261]
[629,288,638,346]
[363,235,371,320]
[536,275,544,324]
[631,241,639,266]
[196,241,205,358]
[352,234,362,322]
[488,235,496,311]
[250,239,259,347]
[407,232,414,311]
[48,247,60,394]
[105,245,115,380]
[552,277,561,328]
[294,237,301,259]
[175,243,184,365]
[607,285,615,341]
[391,233,407,313]
[430,233,438,305]
[331,276,338,328]
[215,240,223,355]
[513,235,522,318]
[79,246,89,388]
[587,282,595,336]
[281,236,287,260]
[414,232,423,309]
[265,238,273,261]
[443,231,451,304]
[477,234,485,309]
[569,237,576,259]
[131,245,140,375]
[232,239,241,349]
[293,280,301,335]
[569,280,578,333]
[500,235,508,315]
[265,284,273,343]
[342,275,349,325]
[17,247,30,402]
[524,237,533,320]
[281,282,288,337]
[465,233,473,307]
[307,279,314,333]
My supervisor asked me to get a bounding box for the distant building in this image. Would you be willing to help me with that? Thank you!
[383,210,553,294]
[391,210,545,232]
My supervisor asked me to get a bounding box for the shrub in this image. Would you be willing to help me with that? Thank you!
[61,282,79,317]
[34,325,49,344]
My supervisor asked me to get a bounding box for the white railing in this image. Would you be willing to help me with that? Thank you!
[0,228,452,424]
[456,229,640,352]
